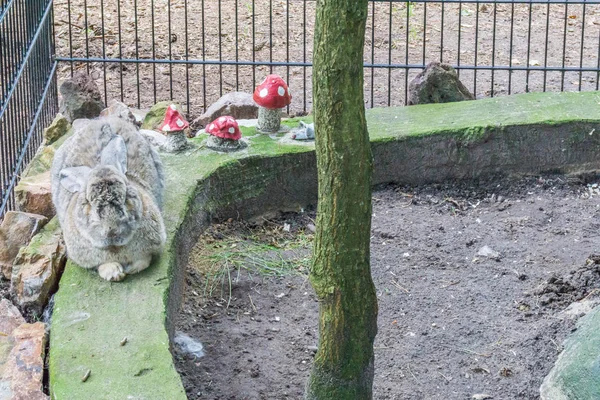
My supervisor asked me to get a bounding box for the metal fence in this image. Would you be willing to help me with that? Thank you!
[0,0,58,220]
[53,0,600,118]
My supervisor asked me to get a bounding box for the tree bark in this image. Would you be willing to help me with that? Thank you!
[305,0,377,399]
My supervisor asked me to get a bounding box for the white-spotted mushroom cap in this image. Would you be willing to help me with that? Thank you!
[253,75,292,109]
[158,104,189,133]
[205,116,242,140]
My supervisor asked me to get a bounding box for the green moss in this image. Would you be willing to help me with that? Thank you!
[19,217,60,256]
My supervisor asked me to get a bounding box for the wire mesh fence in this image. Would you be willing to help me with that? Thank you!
[3,0,600,219]
[0,0,58,220]
[53,0,600,118]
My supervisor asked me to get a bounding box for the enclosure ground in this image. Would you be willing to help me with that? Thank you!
[175,174,600,400]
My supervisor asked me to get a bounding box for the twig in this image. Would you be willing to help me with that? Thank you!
[438,371,452,382]
[57,19,84,30]
[391,280,410,293]
[406,364,421,384]
[248,294,257,312]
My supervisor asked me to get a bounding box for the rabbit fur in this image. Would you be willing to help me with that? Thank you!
[51,116,166,281]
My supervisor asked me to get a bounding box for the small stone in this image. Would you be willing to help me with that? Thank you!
[100,100,139,126]
[11,218,66,318]
[14,171,55,219]
[472,395,493,400]
[306,223,316,233]
[477,245,501,260]
[408,62,475,105]
[139,129,167,149]
[59,73,105,123]
[191,92,258,130]
[0,212,48,279]
[43,114,71,145]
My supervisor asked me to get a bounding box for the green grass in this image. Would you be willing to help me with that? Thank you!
[191,228,313,304]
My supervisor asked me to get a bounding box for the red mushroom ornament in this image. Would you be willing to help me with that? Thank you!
[253,75,292,133]
[158,104,190,152]
[205,116,247,152]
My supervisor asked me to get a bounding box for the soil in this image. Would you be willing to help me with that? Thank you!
[53,1,600,117]
[174,173,600,400]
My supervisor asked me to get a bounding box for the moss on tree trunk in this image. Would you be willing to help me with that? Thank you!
[305,0,378,399]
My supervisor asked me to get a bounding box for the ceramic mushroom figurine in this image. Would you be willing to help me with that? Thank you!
[253,74,292,133]
[205,116,247,152]
[158,104,190,152]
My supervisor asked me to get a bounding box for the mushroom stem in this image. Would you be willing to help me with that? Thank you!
[162,131,188,152]
[257,106,281,133]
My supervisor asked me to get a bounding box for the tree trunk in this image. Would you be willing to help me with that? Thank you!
[305,0,377,399]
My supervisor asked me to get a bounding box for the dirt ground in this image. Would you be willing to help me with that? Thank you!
[53,0,600,117]
[174,173,600,400]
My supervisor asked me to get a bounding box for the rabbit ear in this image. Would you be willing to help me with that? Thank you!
[100,133,128,175]
[59,166,91,193]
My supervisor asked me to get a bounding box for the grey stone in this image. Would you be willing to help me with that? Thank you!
[408,62,475,105]
[477,245,500,260]
[140,129,167,149]
[0,212,48,279]
[11,218,66,318]
[59,73,105,123]
[100,100,140,127]
[43,114,71,145]
[191,92,258,130]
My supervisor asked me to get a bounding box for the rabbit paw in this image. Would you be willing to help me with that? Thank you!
[98,262,126,282]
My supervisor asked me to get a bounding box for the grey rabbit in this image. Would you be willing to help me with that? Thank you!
[51,116,166,281]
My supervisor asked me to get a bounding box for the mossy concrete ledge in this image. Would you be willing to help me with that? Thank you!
[49,91,600,399]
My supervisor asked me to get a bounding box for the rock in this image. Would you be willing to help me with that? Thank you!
[24,146,56,177]
[142,101,185,131]
[0,299,26,333]
[206,135,247,152]
[59,73,105,123]
[191,92,258,130]
[472,395,493,400]
[0,300,47,399]
[43,114,71,145]
[1,322,48,400]
[100,100,140,126]
[408,62,475,105]
[11,218,66,317]
[14,171,54,219]
[477,245,501,260]
[0,212,48,279]
[140,129,167,149]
